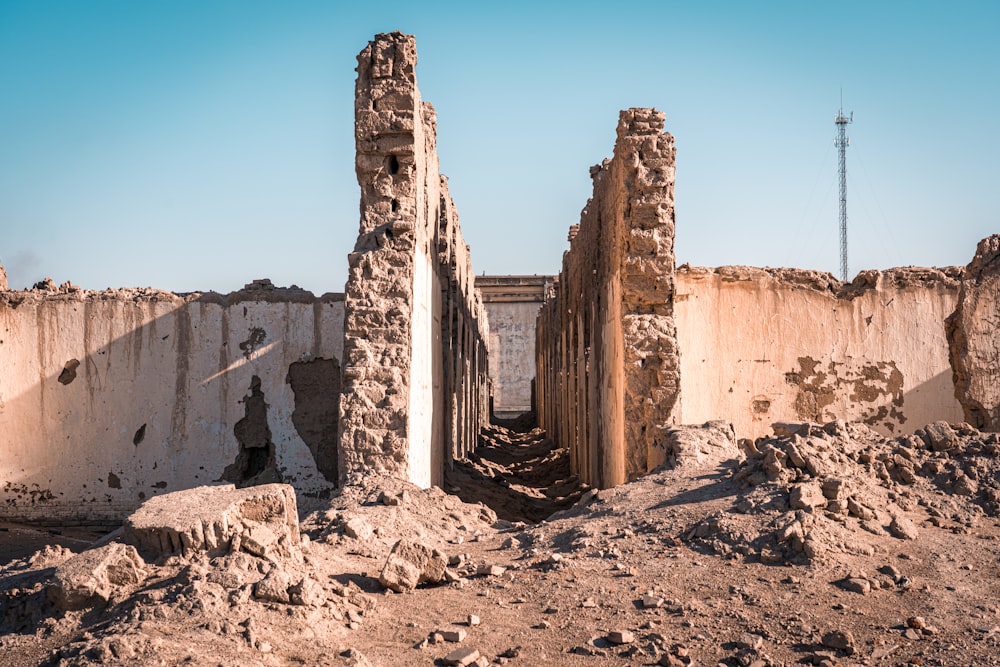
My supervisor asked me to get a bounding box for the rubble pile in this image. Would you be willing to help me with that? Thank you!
[684,420,1000,565]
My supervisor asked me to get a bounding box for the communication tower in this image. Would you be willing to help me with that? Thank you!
[834,105,853,281]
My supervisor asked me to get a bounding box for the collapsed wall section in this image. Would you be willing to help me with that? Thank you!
[948,235,1000,431]
[536,109,680,488]
[0,283,345,523]
[675,266,965,440]
[339,32,489,488]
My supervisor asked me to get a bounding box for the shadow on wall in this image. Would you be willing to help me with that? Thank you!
[0,287,344,524]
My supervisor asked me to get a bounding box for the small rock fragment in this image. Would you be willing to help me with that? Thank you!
[821,629,855,653]
[443,647,480,666]
[607,630,634,645]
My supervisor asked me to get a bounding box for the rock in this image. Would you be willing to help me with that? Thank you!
[821,629,855,653]
[921,421,961,451]
[467,614,480,627]
[47,543,146,611]
[641,595,665,609]
[654,421,739,470]
[443,647,480,666]
[790,482,827,511]
[475,564,506,577]
[378,539,447,592]
[123,483,300,561]
[888,514,919,540]
[440,627,467,642]
[839,577,871,595]
[343,517,374,541]
[289,576,326,607]
[737,633,764,650]
[607,630,634,645]
[253,568,293,603]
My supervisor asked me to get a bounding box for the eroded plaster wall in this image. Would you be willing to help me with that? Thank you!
[536,109,680,488]
[339,32,489,488]
[674,266,965,440]
[0,283,344,523]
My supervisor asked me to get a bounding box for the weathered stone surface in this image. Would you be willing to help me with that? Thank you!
[536,108,679,488]
[339,31,490,489]
[47,543,146,611]
[378,539,447,592]
[653,420,738,470]
[122,483,300,561]
[948,235,1000,431]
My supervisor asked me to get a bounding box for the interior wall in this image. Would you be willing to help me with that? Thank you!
[674,266,964,440]
[0,287,344,523]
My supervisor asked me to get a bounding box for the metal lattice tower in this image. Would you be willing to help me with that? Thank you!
[834,105,853,281]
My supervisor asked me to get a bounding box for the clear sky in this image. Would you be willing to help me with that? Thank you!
[1,1,997,293]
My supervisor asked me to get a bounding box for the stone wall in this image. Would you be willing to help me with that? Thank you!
[0,282,344,524]
[948,235,1000,431]
[536,109,680,488]
[675,266,965,440]
[338,32,489,488]
[476,275,550,418]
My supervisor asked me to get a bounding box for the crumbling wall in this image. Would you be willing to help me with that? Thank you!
[339,32,489,488]
[675,266,965,439]
[476,276,550,418]
[0,282,345,523]
[948,235,1000,431]
[536,109,680,488]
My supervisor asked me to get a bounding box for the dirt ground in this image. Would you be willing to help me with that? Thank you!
[1,420,999,667]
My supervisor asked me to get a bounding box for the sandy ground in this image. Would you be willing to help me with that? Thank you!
[1,420,999,666]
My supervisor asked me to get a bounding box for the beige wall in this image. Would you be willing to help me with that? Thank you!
[675,266,964,440]
[0,288,344,523]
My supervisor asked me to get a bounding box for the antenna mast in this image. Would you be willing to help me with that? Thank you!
[834,103,853,281]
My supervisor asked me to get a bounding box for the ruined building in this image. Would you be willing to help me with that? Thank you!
[0,32,997,524]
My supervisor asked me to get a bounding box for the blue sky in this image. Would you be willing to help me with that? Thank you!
[1,1,997,292]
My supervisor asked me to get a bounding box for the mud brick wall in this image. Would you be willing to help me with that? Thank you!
[948,235,1000,431]
[675,266,965,440]
[0,284,344,524]
[536,109,680,488]
[339,32,489,488]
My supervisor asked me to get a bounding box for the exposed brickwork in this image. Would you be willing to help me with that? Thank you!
[339,33,489,487]
[535,109,680,488]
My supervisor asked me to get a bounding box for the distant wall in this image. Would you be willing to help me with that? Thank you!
[0,283,344,523]
[675,266,965,440]
[536,109,680,488]
[477,276,550,417]
[339,32,489,488]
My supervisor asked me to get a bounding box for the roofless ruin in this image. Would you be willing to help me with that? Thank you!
[0,32,997,524]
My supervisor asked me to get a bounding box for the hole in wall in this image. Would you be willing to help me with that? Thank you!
[387,155,400,175]
[239,327,267,360]
[133,424,147,446]
[391,198,399,213]
[58,359,80,385]
[219,375,280,486]
[287,357,341,483]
